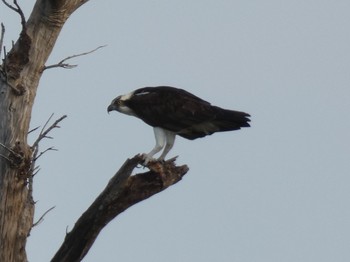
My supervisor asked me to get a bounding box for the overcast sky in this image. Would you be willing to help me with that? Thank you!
[2,1,350,261]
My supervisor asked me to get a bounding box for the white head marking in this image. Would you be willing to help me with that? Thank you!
[119,91,134,101]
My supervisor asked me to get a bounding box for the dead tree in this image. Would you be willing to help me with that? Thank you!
[0,1,188,261]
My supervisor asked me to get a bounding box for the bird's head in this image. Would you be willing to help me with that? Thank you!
[107,93,136,116]
[107,96,122,113]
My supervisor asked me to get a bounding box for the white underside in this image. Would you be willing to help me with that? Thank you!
[144,127,176,163]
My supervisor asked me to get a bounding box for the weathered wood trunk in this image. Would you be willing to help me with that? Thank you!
[1,2,189,261]
[0,1,88,261]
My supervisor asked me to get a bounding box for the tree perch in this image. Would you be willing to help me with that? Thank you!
[52,155,189,262]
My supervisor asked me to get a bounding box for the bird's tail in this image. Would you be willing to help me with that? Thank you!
[177,106,251,140]
[213,106,251,131]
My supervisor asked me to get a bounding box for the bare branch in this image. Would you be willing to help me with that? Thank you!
[28,126,40,135]
[29,114,67,180]
[2,0,17,13]
[34,147,57,161]
[43,45,106,71]
[33,166,40,174]
[52,155,189,262]
[32,206,56,227]
[40,114,55,135]
[31,114,67,151]
[2,0,26,29]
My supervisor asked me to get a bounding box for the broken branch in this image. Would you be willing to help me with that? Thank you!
[52,155,189,262]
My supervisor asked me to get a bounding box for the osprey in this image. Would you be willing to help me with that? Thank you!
[107,86,250,163]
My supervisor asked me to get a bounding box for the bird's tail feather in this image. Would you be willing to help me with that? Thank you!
[214,106,251,130]
[178,107,250,140]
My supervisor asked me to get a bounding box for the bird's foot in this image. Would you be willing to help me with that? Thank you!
[140,153,156,166]
[140,154,178,167]
[162,155,178,163]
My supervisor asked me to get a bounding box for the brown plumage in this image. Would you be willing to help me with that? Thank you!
[108,86,250,162]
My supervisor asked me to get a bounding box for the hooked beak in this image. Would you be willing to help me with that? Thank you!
[107,104,114,114]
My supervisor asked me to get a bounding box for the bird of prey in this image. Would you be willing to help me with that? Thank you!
[107,86,250,163]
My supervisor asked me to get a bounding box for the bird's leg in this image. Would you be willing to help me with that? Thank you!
[158,131,176,161]
[144,127,166,164]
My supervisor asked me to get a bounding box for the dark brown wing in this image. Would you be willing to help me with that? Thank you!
[126,86,250,140]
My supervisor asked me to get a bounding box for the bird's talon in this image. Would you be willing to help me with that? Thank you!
[140,153,155,166]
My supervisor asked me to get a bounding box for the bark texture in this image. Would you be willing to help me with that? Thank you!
[1,2,189,262]
[0,1,89,261]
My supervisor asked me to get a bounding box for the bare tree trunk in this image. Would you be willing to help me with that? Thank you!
[1,1,189,261]
[0,1,88,261]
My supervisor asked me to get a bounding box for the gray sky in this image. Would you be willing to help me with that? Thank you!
[2,1,350,261]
